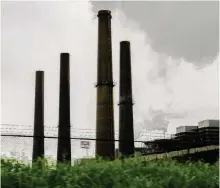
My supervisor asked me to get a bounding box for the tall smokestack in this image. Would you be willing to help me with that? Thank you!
[119,41,134,157]
[96,10,115,160]
[33,71,44,161]
[57,53,71,163]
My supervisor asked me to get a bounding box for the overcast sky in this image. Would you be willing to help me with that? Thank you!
[1,1,219,140]
[92,1,219,65]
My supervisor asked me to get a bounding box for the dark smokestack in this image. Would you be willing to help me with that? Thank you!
[119,41,134,157]
[33,71,44,161]
[57,53,71,163]
[96,10,115,160]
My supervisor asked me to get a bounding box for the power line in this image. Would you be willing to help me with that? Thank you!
[0,124,170,132]
[0,134,150,143]
[0,124,104,131]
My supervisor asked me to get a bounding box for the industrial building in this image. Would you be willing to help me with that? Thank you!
[198,119,219,128]
[176,126,198,134]
[139,119,219,155]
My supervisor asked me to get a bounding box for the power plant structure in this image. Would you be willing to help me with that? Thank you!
[15,9,218,164]
[141,120,219,163]
[57,53,71,162]
[119,41,135,158]
[32,71,45,161]
[95,10,115,160]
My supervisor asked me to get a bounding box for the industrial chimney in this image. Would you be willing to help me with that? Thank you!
[119,41,135,158]
[33,71,44,161]
[57,53,71,163]
[96,10,115,160]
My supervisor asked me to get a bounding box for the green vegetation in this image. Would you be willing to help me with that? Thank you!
[1,157,219,188]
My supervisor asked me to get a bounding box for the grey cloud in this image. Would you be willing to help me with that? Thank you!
[142,116,168,131]
[149,108,187,119]
[92,1,219,66]
[138,109,187,131]
[147,54,172,81]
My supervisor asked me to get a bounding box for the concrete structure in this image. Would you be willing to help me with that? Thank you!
[135,129,171,147]
[198,120,219,128]
[95,10,115,160]
[176,126,198,134]
[119,41,134,157]
[33,71,44,161]
[57,53,71,163]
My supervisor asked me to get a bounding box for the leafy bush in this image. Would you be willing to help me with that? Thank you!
[1,157,219,188]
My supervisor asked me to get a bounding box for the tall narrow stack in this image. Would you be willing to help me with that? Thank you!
[57,53,71,163]
[96,10,115,160]
[119,41,134,157]
[33,71,44,161]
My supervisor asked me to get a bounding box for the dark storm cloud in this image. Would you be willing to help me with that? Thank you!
[91,1,219,66]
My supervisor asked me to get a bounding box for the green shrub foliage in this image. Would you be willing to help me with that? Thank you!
[1,157,219,188]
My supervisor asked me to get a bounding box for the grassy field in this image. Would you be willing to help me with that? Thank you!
[1,157,219,188]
